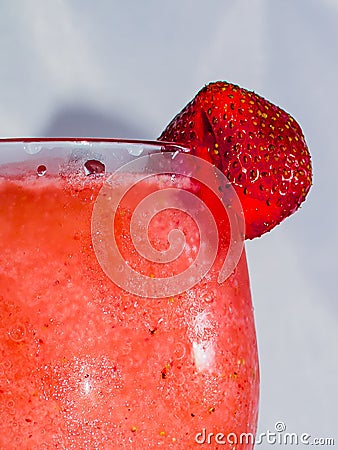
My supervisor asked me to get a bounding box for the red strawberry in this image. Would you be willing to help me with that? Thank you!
[159,81,312,239]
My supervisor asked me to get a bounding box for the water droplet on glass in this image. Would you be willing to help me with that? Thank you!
[173,341,186,360]
[173,372,186,387]
[84,159,105,175]
[24,143,43,155]
[127,145,144,156]
[40,444,50,450]
[2,359,12,370]
[204,294,215,304]
[7,399,15,408]
[37,165,47,177]
[8,323,27,342]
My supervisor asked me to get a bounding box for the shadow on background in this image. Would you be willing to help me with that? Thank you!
[41,105,149,139]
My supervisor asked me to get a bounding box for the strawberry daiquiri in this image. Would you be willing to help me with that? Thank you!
[0,83,312,449]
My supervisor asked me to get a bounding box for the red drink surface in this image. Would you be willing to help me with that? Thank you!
[0,170,259,449]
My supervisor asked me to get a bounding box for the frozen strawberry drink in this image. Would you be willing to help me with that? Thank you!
[0,81,312,450]
[0,139,258,449]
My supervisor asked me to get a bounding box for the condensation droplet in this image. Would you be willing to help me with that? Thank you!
[8,323,27,342]
[23,143,43,155]
[200,286,216,304]
[173,341,186,360]
[204,292,215,303]
[173,371,186,387]
[84,159,105,175]
[7,399,15,408]
[37,164,47,176]
[2,359,12,370]
[127,145,144,156]
[116,264,125,273]
[40,444,50,450]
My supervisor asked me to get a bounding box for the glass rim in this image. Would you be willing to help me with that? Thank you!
[0,137,190,149]
[0,138,192,175]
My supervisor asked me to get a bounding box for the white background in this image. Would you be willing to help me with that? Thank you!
[0,0,337,446]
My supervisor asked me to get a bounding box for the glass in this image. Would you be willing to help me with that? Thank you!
[0,139,259,449]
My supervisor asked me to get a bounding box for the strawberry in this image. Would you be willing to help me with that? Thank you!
[159,81,312,239]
